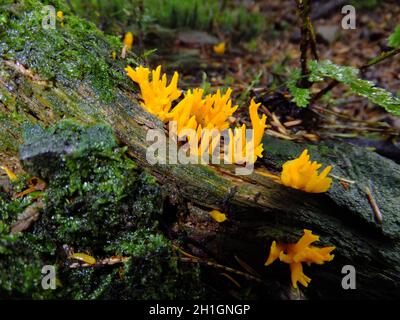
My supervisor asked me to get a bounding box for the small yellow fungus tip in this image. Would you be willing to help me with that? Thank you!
[213,42,226,55]
[0,165,18,182]
[69,253,97,265]
[123,32,134,49]
[265,229,335,288]
[209,210,227,223]
[56,11,63,19]
[281,149,333,193]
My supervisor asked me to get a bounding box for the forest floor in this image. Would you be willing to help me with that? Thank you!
[142,0,400,159]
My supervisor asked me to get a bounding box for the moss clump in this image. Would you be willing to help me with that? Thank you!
[60,230,204,299]
[0,174,40,228]
[0,114,24,154]
[0,120,204,299]
[0,191,58,299]
[0,233,59,299]
[0,0,127,102]
[109,230,204,300]
[20,120,160,250]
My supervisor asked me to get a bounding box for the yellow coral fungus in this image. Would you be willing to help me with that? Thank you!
[213,42,226,55]
[265,229,335,288]
[125,65,267,166]
[123,32,134,49]
[168,88,238,138]
[209,210,227,223]
[0,165,18,182]
[167,88,204,136]
[56,11,64,27]
[125,65,181,121]
[281,149,332,193]
[198,88,238,131]
[246,99,267,162]
[225,99,266,164]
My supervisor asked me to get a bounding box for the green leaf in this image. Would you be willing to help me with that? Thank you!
[287,70,311,108]
[388,25,400,48]
[142,48,158,59]
[309,60,400,116]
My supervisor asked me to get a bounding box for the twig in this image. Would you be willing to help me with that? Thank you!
[360,48,400,71]
[220,273,241,288]
[178,257,263,283]
[296,0,313,88]
[365,184,383,224]
[69,256,130,268]
[307,14,319,60]
[310,79,338,103]
[329,174,356,184]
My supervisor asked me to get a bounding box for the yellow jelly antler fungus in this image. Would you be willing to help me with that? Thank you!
[281,149,332,193]
[265,229,335,288]
[209,210,227,223]
[121,32,134,58]
[213,42,226,55]
[125,65,181,121]
[167,88,238,138]
[123,32,134,50]
[226,99,266,164]
[0,165,18,182]
[125,65,267,166]
[56,11,64,27]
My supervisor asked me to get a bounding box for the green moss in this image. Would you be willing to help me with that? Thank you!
[0,114,25,153]
[0,176,36,226]
[0,0,127,102]
[106,230,204,300]
[0,248,51,298]
[21,120,160,250]
[0,120,204,299]
[0,225,59,299]
[59,230,204,299]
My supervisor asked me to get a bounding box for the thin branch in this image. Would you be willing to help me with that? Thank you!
[311,48,400,103]
[360,48,400,71]
[296,0,312,88]
[310,79,338,103]
[365,184,383,224]
[307,15,319,60]
[178,257,263,283]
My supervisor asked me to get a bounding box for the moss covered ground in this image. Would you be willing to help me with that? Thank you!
[0,120,204,299]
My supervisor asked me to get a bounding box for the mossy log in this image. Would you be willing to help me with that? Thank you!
[0,0,399,299]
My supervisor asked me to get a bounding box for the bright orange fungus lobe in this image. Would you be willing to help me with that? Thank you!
[213,42,226,55]
[265,229,335,288]
[123,32,134,49]
[281,149,333,193]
